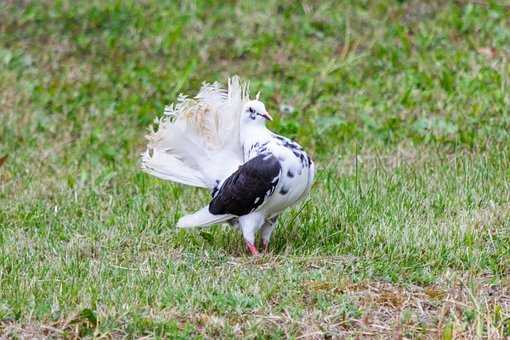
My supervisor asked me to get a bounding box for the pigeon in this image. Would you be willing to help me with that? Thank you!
[141,77,314,255]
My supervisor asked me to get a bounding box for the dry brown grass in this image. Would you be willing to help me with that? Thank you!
[1,272,508,339]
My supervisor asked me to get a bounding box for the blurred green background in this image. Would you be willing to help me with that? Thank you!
[1,0,509,337]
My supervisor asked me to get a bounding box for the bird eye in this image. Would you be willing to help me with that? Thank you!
[248,107,255,114]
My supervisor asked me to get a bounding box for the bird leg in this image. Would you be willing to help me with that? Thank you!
[245,242,259,256]
[262,240,270,254]
[239,213,265,257]
[260,216,278,255]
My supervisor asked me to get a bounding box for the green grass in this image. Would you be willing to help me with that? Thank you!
[1,0,510,337]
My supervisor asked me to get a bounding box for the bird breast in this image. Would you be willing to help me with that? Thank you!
[257,140,313,215]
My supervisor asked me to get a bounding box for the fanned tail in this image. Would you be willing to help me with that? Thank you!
[140,76,249,189]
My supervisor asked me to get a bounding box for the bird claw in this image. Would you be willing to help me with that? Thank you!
[246,242,259,256]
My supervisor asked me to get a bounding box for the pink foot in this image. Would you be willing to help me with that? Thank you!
[246,242,259,256]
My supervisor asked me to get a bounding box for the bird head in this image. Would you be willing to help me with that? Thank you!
[241,100,273,126]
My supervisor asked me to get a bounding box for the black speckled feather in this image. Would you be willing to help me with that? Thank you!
[209,154,281,216]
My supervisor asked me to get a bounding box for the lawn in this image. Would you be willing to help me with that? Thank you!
[1,0,509,338]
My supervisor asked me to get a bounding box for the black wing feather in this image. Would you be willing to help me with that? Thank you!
[209,154,281,216]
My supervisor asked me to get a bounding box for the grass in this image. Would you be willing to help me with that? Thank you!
[1,0,509,337]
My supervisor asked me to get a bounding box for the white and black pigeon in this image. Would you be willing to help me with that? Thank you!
[141,76,314,255]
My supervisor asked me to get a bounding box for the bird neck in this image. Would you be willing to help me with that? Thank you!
[240,125,271,149]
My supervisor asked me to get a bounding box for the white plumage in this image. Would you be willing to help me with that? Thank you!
[141,77,247,189]
[141,76,314,255]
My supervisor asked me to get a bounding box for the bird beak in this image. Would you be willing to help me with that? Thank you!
[263,112,273,121]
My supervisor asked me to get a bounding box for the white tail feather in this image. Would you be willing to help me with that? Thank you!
[140,150,207,188]
[141,76,249,188]
[177,206,234,228]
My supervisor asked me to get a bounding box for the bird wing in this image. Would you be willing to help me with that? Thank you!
[208,154,281,216]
